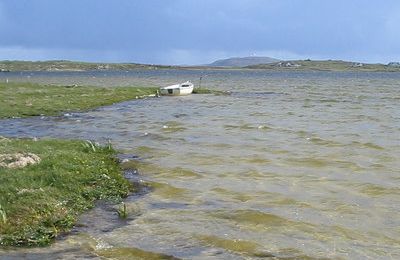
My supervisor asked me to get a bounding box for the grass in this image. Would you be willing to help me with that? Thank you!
[0,82,158,119]
[0,138,131,246]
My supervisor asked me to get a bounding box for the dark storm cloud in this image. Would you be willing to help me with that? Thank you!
[0,0,399,64]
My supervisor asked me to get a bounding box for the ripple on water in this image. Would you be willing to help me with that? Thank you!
[358,183,400,197]
[122,160,204,180]
[351,141,385,150]
[162,167,204,179]
[231,91,288,99]
[210,187,254,202]
[211,209,299,228]
[148,181,193,200]
[242,156,271,164]
[195,234,274,258]
[161,121,187,133]
[285,156,364,171]
[306,136,345,147]
[224,123,273,131]
[97,247,180,260]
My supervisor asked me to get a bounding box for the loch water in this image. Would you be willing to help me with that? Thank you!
[0,70,399,259]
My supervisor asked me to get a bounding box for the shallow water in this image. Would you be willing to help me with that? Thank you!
[1,70,400,259]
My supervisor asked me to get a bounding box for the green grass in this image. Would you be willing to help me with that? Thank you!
[0,138,131,246]
[0,82,158,119]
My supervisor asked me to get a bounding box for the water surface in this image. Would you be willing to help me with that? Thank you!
[0,70,399,259]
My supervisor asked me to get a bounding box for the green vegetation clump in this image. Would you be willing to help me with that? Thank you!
[0,138,131,246]
[0,82,158,119]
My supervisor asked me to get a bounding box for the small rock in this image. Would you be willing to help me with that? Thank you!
[0,153,41,169]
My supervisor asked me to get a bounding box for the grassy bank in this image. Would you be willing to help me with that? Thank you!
[0,82,158,119]
[0,138,131,246]
[0,82,221,247]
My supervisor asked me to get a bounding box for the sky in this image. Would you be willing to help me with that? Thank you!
[0,0,400,65]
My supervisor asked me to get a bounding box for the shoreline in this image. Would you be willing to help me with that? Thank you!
[0,82,218,247]
[2,67,400,73]
[0,82,159,246]
[2,59,400,73]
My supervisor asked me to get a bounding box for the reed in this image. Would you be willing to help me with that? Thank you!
[117,203,128,219]
[0,204,7,224]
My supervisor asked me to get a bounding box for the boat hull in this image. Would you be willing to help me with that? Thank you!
[160,82,194,96]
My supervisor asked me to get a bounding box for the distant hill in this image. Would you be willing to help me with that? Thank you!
[209,56,280,67]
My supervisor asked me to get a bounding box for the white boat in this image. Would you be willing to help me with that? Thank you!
[160,81,194,96]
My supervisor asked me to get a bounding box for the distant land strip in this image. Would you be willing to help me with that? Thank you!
[1,59,400,72]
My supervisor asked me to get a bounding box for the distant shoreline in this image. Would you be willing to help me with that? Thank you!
[1,60,400,72]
